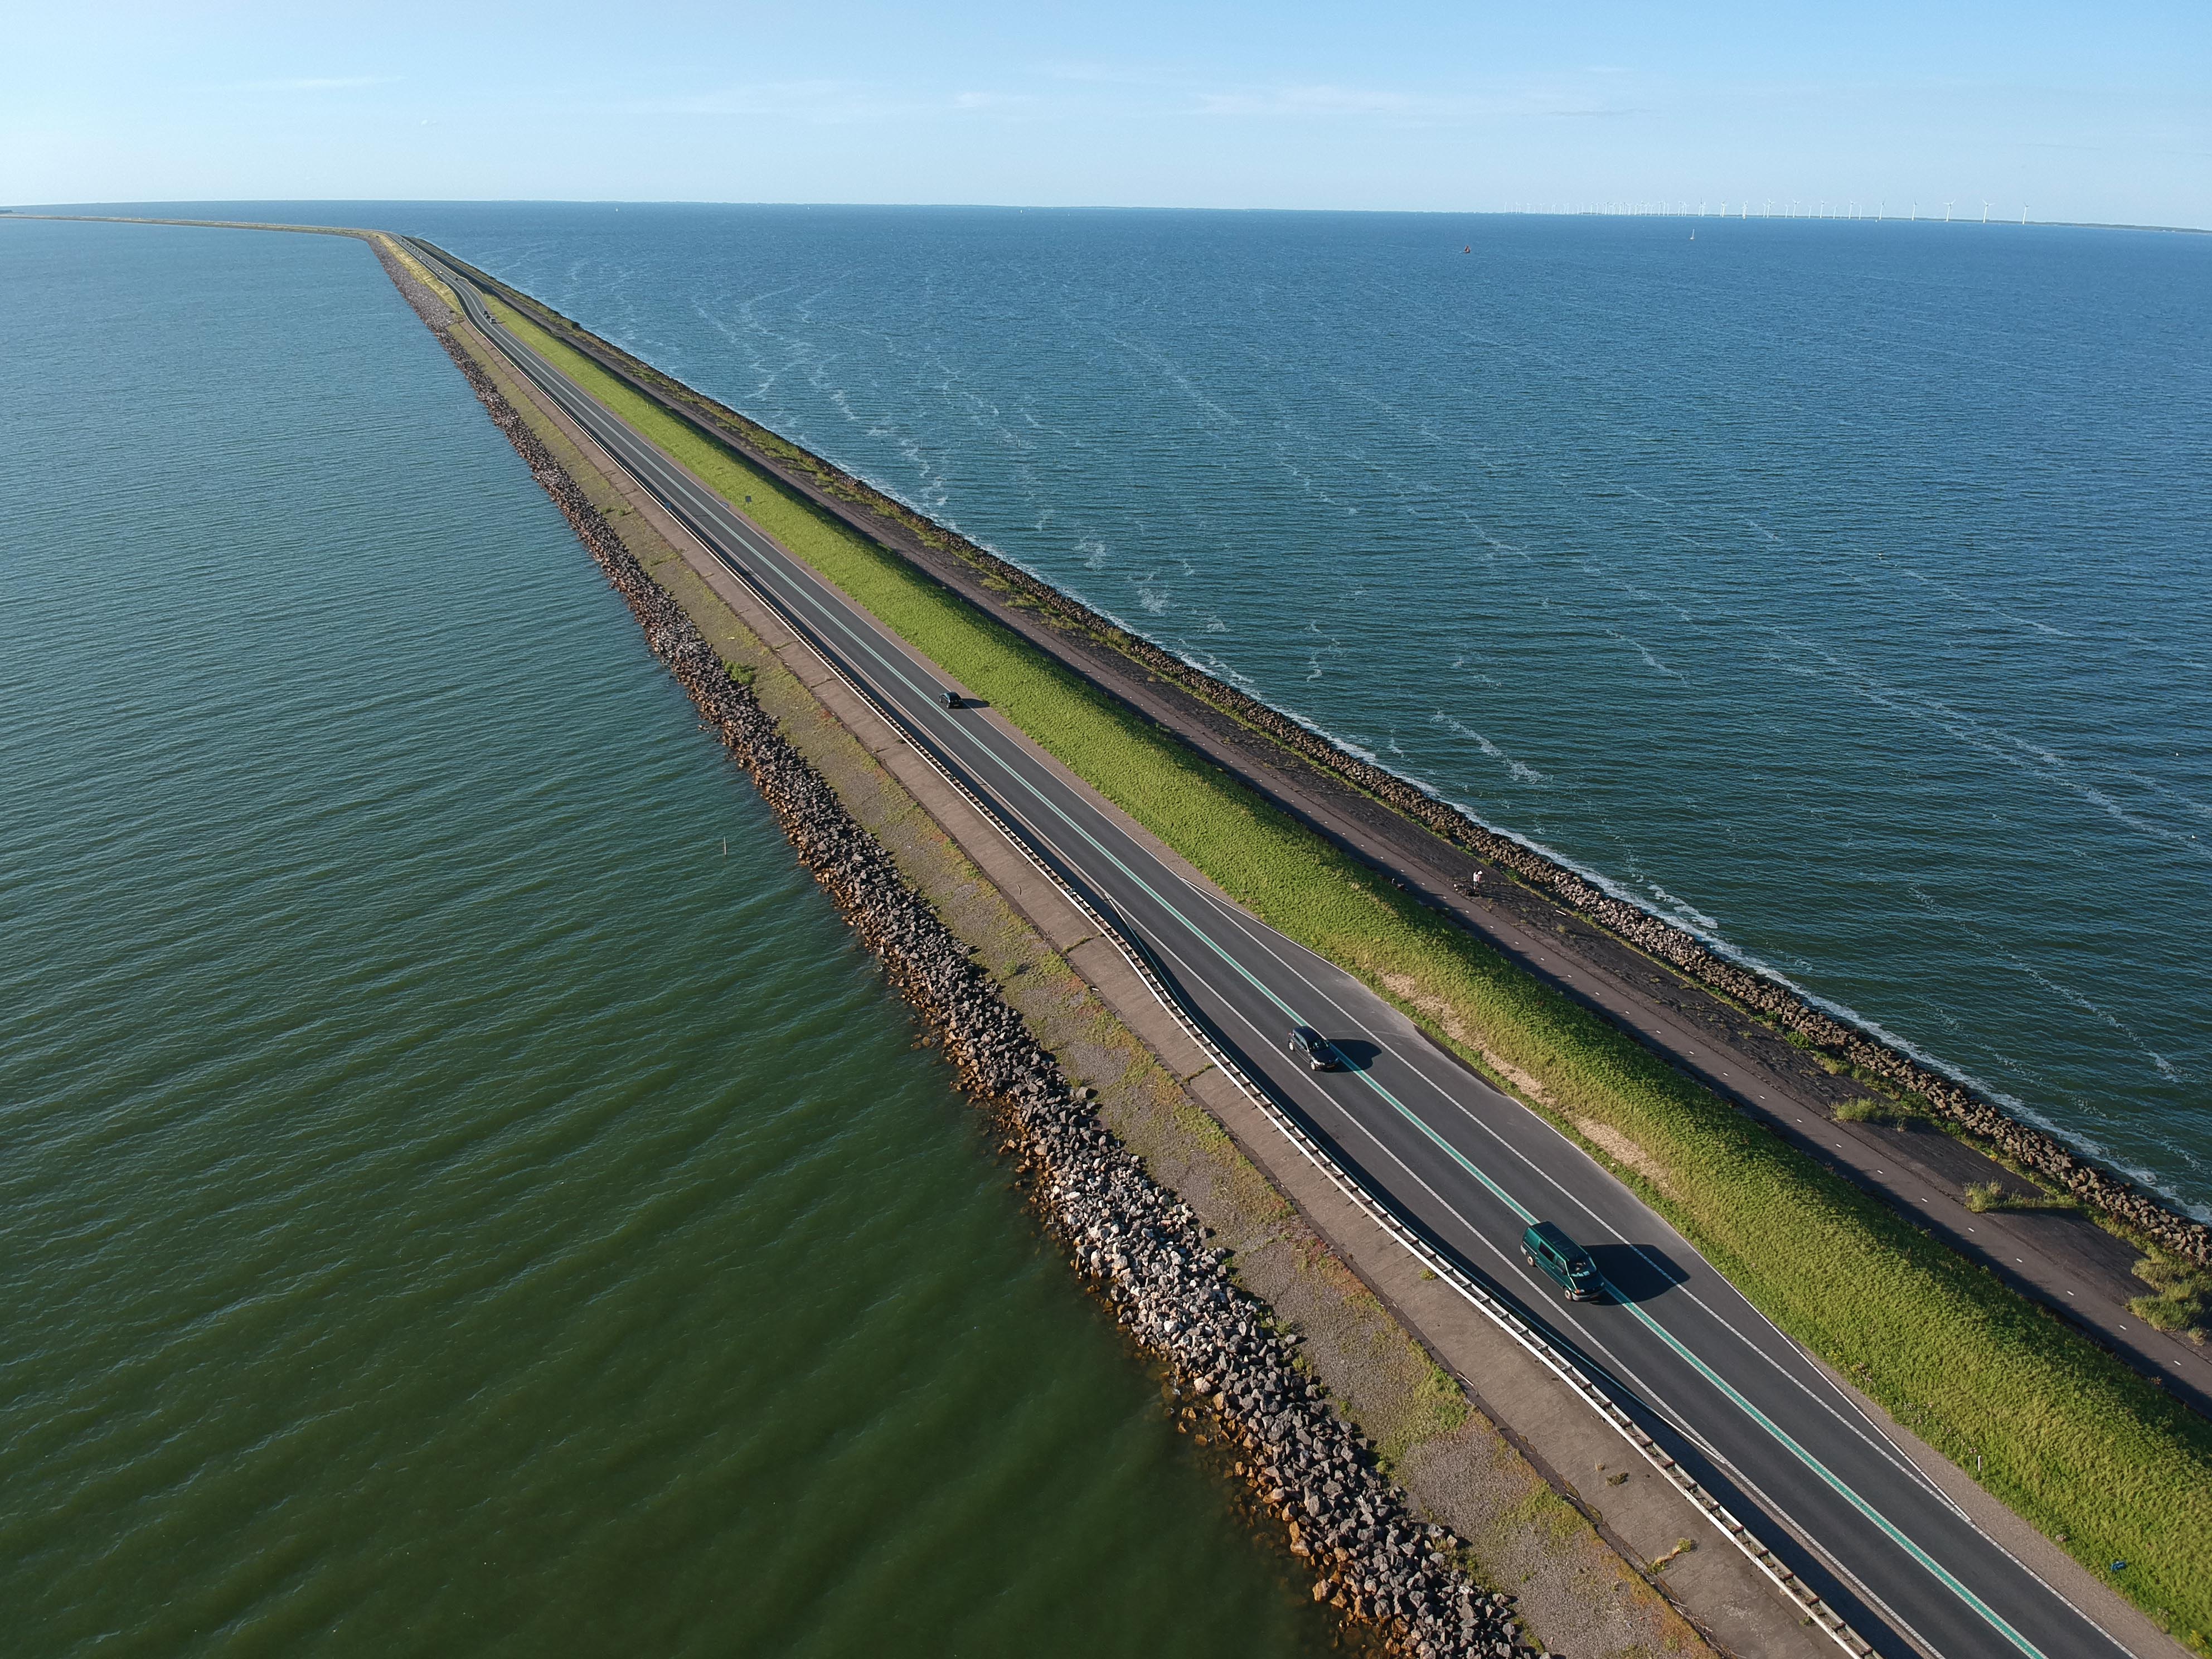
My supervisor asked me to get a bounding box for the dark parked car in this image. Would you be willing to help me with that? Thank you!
[1521,1222,1600,1301]
[1286,1024,1338,1071]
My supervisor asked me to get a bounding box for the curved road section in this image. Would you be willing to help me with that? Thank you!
[411,241,2129,1659]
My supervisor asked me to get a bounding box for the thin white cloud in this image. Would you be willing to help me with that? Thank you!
[1037,60,1192,89]
[619,81,1038,124]
[1200,84,1419,118]
[1196,83,1616,123]
[617,80,911,123]
[232,75,397,92]
[953,90,1040,111]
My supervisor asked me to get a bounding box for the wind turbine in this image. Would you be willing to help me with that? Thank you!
[1944,200,1954,222]
[1982,199,1991,223]
[2021,205,2029,225]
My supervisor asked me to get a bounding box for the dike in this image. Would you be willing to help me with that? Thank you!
[416,242,2208,1270]
[381,244,1557,1659]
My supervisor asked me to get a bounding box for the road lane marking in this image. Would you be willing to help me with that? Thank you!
[697,439,2056,1654]
[1167,872,1971,1517]
[440,268,2093,1659]
[1618,1295,2047,1658]
[461,281,1961,1651]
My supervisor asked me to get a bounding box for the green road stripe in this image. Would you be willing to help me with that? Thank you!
[721,402,2053,1659]
[1614,1297,2046,1657]
[490,300,2052,1659]
[704,481,1551,1230]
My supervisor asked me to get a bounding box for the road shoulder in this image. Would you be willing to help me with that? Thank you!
[437,298,1875,1659]
[430,240,2210,1418]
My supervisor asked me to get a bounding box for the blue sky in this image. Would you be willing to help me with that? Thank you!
[10,1,2208,226]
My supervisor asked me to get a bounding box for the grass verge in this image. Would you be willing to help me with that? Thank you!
[489,296,2212,1647]
[372,233,459,313]
[2132,1255,2212,1341]
[1832,1096,1923,1127]
[455,318,1706,1657]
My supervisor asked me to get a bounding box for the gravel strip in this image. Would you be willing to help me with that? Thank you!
[423,316,1545,1659]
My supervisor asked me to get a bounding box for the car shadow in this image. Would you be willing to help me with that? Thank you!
[1587,1242,1689,1304]
[1329,1038,1382,1072]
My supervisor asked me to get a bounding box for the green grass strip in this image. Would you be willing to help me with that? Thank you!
[488,296,2212,1649]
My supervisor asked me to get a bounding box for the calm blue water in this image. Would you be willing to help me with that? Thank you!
[1,217,1333,1656]
[69,201,2211,1216]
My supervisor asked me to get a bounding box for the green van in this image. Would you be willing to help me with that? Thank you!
[1521,1222,1600,1302]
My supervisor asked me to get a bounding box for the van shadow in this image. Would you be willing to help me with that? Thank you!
[1587,1242,1690,1306]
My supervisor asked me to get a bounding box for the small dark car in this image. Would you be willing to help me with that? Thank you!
[1521,1222,1600,1301]
[939,689,961,710]
[1286,1024,1338,1071]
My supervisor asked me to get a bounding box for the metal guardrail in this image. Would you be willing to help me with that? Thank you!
[438,263,1875,1659]
[763,604,1875,1659]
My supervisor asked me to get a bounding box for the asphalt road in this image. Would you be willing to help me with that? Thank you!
[411,241,2133,1659]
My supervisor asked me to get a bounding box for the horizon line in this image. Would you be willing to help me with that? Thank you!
[7,198,2206,236]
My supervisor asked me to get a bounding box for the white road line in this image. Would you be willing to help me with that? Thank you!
[430,258,2120,1659]
[1166,874,1968,1516]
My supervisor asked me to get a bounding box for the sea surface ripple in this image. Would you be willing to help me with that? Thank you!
[0,219,1332,1657]
[328,202,2208,1216]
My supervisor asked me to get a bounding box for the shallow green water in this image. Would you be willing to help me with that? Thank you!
[0,220,1331,1656]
